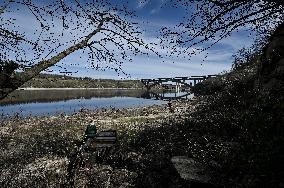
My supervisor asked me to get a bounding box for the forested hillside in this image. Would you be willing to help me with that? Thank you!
[20,74,143,89]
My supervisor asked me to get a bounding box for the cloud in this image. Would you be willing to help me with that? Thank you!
[137,0,150,9]
[47,17,245,80]
[3,1,254,80]
[150,9,158,14]
[121,54,231,79]
[149,0,168,15]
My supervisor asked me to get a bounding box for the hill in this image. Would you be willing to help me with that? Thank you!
[21,73,144,89]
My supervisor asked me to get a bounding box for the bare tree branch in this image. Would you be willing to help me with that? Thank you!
[0,0,157,99]
[162,0,284,57]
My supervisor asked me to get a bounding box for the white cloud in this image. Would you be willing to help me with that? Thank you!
[137,0,150,9]
[3,1,254,80]
[150,9,158,14]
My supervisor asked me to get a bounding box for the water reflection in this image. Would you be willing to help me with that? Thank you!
[141,91,194,101]
[0,89,167,117]
[0,89,145,105]
[0,89,193,117]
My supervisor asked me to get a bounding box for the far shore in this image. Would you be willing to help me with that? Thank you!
[18,87,144,90]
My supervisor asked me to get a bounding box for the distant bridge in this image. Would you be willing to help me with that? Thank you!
[141,75,217,92]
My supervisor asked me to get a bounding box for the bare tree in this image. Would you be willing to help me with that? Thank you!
[0,0,156,99]
[161,0,284,57]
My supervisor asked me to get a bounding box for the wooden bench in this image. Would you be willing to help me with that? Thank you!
[87,130,117,149]
[83,130,118,167]
[66,129,117,186]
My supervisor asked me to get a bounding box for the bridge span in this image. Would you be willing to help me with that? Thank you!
[141,75,217,92]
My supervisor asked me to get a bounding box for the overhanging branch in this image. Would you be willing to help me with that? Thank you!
[0,18,107,99]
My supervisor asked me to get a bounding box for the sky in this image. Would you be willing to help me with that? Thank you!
[2,0,256,80]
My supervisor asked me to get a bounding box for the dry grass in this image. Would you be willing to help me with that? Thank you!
[0,104,181,187]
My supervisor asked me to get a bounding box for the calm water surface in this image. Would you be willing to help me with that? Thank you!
[0,89,169,117]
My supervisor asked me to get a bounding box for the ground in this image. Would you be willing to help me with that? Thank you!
[0,103,190,187]
[1,56,284,187]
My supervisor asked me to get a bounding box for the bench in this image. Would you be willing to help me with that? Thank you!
[87,130,117,149]
[66,127,117,186]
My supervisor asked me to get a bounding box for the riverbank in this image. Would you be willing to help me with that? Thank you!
[1,63,283,187]
[1,92,248,187]
[0,101,194,187]
[17,87,143,90]
[1,55,284,187]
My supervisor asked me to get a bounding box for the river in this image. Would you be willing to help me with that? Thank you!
[0,89,191,117]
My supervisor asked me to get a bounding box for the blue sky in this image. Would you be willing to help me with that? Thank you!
[3,0,256,80]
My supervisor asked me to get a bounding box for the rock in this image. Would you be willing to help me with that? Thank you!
[171,156,211,183]
[138,157,188,188]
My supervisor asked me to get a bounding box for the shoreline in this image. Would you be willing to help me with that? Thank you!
[18,87,144,90]
[0,99,196,187]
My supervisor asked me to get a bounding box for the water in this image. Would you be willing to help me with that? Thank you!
[159,92,194,98]
[141,91,194,100]
[0,89,168,117]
